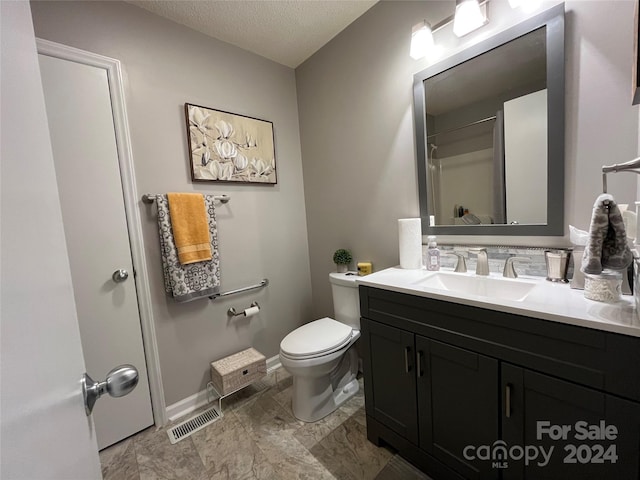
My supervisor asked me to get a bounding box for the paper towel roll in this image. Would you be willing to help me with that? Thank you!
[243,306,260,317]
[398,218,423,269]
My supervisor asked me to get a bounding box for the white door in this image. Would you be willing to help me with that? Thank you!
[38,53,154,449]
[504,89,548,225]
[1,1,101,478]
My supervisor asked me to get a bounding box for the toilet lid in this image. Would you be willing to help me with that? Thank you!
[280,317,353,358]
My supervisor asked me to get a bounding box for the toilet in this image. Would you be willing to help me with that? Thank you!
[279,272,361,422]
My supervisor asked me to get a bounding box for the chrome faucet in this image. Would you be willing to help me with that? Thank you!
[503,257,531,278]
[469,248,489,276]
[445,252,467,273]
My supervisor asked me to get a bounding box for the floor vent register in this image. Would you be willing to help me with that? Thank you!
[166,405,221,444]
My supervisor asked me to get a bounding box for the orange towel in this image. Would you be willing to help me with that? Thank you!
[167,193,212,265]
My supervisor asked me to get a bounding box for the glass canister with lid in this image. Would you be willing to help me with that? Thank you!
[584,269,623,303]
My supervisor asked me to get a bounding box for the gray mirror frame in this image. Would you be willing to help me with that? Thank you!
[413,4,565,236]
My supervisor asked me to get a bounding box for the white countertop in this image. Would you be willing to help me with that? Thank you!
[356,267,640,338]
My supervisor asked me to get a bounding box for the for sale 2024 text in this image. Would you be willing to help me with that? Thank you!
[463,421,619,469]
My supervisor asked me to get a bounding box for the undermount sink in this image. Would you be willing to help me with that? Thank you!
[413,272,539,302]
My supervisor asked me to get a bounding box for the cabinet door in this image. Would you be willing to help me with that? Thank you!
[417,337,499,480]
[502,364,640,479]
[362,318,418,443]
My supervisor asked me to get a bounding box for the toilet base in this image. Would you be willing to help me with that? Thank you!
[333,377,359,408]
[292,377,359,423]
[290,347,359,423]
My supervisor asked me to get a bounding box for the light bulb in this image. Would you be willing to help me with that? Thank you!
[410,21,434,60]
[453,0,488,37]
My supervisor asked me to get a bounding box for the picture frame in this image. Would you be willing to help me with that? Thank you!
[185,103,277,184]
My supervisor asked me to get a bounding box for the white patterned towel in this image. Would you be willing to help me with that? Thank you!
[156,194,220,302]
[581,193,633,275]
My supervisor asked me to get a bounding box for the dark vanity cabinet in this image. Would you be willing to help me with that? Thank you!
[417,338,499,479]
[366,321,418,443]
[364,321,499,479]
[500,365,640,480]
[360,286,640,480]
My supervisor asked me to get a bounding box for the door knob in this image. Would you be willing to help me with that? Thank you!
[112,269,129,283]
[82,364,139,415]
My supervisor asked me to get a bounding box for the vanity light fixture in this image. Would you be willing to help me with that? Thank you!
[453,0,489,37]
[410,20,435,59]
[410,0,489,59]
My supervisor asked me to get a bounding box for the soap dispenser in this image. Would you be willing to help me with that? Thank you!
[426,235,440,271]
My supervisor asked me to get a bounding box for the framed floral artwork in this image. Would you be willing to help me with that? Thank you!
[185,103,277,184]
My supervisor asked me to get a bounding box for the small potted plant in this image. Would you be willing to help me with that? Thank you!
[333,249,353,273]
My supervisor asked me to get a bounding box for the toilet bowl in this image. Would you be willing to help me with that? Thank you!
[279,273,361,422]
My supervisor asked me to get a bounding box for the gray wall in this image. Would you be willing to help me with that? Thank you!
[297,0,639,319]
[31,1,312,406]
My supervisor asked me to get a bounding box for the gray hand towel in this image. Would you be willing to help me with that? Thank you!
[581,194,633,275]
[156,194,220,302]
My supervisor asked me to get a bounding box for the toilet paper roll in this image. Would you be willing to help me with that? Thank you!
[243,306,260,317]
[398,218,423,269]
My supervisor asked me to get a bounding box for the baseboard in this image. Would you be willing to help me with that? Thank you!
[165,388,210,423]
[266,353,281,373]
[165,354,282,422]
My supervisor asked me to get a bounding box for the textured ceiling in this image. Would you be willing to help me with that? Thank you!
[126,0,378,68]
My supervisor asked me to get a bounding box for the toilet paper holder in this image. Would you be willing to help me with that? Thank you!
[228,301,260,317]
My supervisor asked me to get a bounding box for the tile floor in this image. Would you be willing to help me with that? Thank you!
[99,369,432,480]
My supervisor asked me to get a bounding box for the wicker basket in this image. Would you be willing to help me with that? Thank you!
[210,347,266,395]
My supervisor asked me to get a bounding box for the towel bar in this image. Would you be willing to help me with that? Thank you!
[602,157,640,193]
[142,193,230,204]
[209,279,269,300]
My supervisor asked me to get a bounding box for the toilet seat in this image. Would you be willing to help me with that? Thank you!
[280,317,354,360]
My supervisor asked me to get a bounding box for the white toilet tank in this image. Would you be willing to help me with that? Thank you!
[329,272,361,330]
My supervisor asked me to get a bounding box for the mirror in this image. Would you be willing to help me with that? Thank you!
[413,4,565,236]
